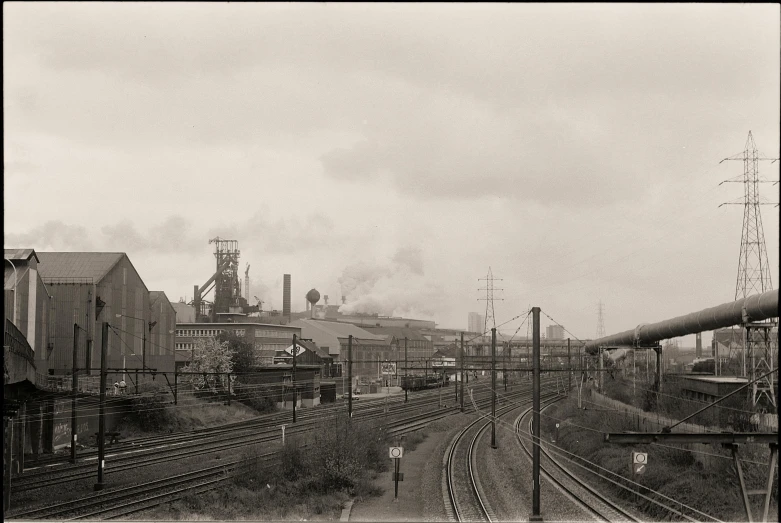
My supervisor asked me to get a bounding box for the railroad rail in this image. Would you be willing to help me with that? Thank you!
[444,381,560,522]
[7,385,510,520]
[514,402,715,522]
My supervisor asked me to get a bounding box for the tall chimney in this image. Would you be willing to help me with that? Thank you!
[283,274,291,320]
[695,332,702,358]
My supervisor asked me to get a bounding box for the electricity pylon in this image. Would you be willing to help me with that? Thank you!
[720,131,778,407]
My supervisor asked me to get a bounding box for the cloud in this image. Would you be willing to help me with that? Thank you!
[100,216,203,254]
[208,210,351,256]
[4,221,94,251]
[337,246,444,318]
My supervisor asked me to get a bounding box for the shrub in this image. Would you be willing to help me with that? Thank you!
[124,393,175,432]
[234,382,277,414]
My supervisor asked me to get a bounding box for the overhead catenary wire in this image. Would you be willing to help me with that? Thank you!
[467,393,721,522]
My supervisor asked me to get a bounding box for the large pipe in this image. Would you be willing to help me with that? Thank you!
[584,290,779,354]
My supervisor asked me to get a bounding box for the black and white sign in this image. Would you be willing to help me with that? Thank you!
[389,446,404,459]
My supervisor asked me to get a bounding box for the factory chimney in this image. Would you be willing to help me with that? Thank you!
[695,332,702,358]
[283,274,291,320]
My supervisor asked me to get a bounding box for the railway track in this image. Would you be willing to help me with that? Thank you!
[514,400,639,522]
[444,382,561,522]
[12,387,465,493]
[6,386,513,520]
[20,386,447,474]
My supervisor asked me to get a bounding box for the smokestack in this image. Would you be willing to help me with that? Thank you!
[283,274,291,319]
[342,295,346,305]
[324,295,329,306]
[695,332,702,358]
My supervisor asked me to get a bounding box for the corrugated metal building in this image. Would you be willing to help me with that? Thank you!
[148,291,176,374]
[37,252,150,383]
[4,249,53,372]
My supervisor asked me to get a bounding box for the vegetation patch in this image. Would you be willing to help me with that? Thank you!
[544,397,778,522]
[116,393,259,438]
[145,414,415,520]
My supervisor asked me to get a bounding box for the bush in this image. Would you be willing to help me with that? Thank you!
[125,393,175,432]
[234,382,277,414]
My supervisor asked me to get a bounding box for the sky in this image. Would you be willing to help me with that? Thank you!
[4,3,780,345]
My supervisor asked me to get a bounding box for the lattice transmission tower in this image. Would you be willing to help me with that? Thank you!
[720,131,778,407]
[478,267,503,336]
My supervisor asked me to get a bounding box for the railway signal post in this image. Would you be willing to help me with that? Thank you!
[389,446,404,499]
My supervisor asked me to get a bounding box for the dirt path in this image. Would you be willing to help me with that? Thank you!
[348,412,476,522]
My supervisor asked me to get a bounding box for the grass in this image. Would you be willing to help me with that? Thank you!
[144,414,425,520]
[116,393,261,438]
[545,397,778,522]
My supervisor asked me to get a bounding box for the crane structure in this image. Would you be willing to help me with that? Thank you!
[244,263,251,302]
[191,238,259,322]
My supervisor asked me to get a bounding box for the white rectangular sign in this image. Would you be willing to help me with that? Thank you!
[389,447,404,459]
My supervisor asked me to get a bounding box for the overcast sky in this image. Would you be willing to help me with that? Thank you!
[4,3,780,345]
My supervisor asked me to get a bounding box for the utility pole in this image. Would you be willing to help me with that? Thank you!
[567,338,571,395]
[404,337,408,403]
[71,324,79,464]
[292,334,298,423]
[348,335,353,419]
[530,307,542,521]
[504,342,508,392]
[599,347,604,392]
[491,328,497,449]
[94,322,108,491]
[460,333,465,412]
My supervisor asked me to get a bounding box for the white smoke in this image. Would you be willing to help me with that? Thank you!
[337,247,444,319]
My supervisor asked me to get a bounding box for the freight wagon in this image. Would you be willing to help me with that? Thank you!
[400,374,449,391]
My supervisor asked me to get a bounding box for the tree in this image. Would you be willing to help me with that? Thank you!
[216,330,255,375]
[181,337,235,392]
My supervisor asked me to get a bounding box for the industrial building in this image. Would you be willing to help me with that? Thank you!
[238,364,322,409]
[36,252,176,385]
[360,325,435,362]
[174,322,301,369]
[468,312,485,334]
[4,249,52,372]
[545,324,565,340]
[289,319,393,380]
[148,291,177,374]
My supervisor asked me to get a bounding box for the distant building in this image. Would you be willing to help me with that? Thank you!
[289,319,391,380]
[468,312,485,334]
[172,301,195,323]
[545,325,565,340]
[360,325,435,362]
[174,322,301,370]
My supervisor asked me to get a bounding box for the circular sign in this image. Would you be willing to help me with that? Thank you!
[634,453,646,464]
[389,447,403,458]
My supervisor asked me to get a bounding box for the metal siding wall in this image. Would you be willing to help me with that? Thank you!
[46,284,89,372]
[15,270,30,337]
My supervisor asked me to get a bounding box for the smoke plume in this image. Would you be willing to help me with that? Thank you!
[338,247,444,319]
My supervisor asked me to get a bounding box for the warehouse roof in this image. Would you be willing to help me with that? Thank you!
[4,249,39,263]
[293,319,386,340]
[37,252,125,282]
[360,325,430,342]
